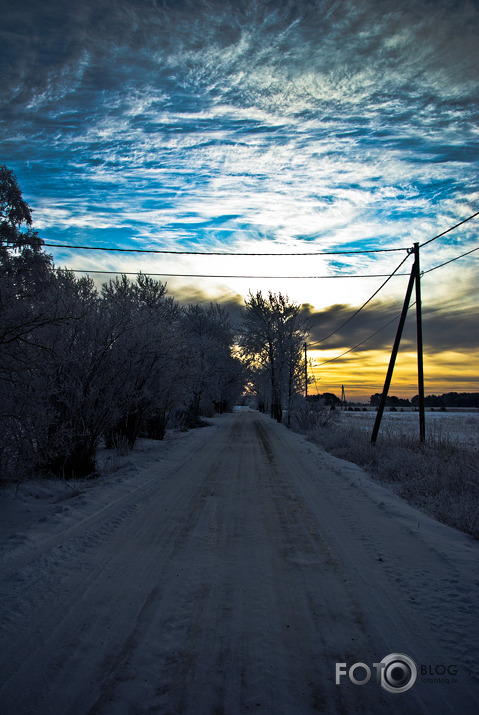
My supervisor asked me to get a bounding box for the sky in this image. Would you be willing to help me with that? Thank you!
[1,0,478,401]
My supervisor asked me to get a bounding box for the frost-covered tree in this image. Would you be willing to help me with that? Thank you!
[239,291,309,423]
[0,168,245,483]
[0,169,75,479]
[29,273,117,478]
[181,303,244,419]
[0,167,54,364]
[101,274,185,447]
[0,262,106,479]
[0,164,43,251]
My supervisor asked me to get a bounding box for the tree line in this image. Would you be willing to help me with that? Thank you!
[1,166,244,481]
[370,392,479,408]
[1,166,314,483]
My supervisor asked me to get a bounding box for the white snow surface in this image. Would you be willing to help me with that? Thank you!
[0,410,478,714]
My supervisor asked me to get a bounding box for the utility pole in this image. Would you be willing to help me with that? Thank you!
[341,385,346,410]
[371,245,427,444]
[371,256,416,444]
[304,342,308,398]
[414,242,426,442]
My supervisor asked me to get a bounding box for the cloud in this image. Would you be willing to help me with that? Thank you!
[303,286,479,355]
[4,1,478,109]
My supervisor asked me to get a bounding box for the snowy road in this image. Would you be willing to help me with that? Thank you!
[1,410,478,714]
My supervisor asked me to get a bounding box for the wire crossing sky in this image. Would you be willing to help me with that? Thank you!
[1,0,478,398]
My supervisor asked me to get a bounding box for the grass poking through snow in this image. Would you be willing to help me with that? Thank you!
[290,404,479,540]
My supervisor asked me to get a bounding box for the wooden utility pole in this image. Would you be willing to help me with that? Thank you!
[371,257,416,444]
[341,385,346,410]
[304,342,308,398]
[371,244,426,443]
[414,243,426,442]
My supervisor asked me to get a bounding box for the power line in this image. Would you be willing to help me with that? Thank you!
[309,244,479,370]
[308,243,478,350]
[64,268,410,279]
[422,245,479,274]
[312,305,416,367]
[419,210,479,248]
[52,239,476,283]
[288,235,478,392]
[308,242,479,368]
[39,242,408,256]
[22,209,479,256]
[7,209,477,260]
[307,252,412,347]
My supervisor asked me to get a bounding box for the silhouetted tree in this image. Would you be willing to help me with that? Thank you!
[0,164,42,251]
[240,291,309,423]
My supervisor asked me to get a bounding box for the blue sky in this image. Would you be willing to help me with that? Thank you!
[1,0,478,397]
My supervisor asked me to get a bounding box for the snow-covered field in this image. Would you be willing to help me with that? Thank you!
[339,409,479,448]
[1,411,478,714]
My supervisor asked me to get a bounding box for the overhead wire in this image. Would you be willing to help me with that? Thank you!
[307,252,412,348]
[59,240,476,375]
[422,245,479,274]
[64,268,410,279]
[308,242,478,385]
[53,239,477,283]
[312,303,416,367]
[308,243,478,352]
[19,208,478,257]
[419,210,479,248]
[310,238,478,372]
[38,242,408,256]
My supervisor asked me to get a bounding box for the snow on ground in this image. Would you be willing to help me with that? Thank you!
[0,410,478,714]
[337,409,479,447]
[0,427,211,563]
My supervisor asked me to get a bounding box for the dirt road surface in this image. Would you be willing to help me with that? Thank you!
[1,410,478,714]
